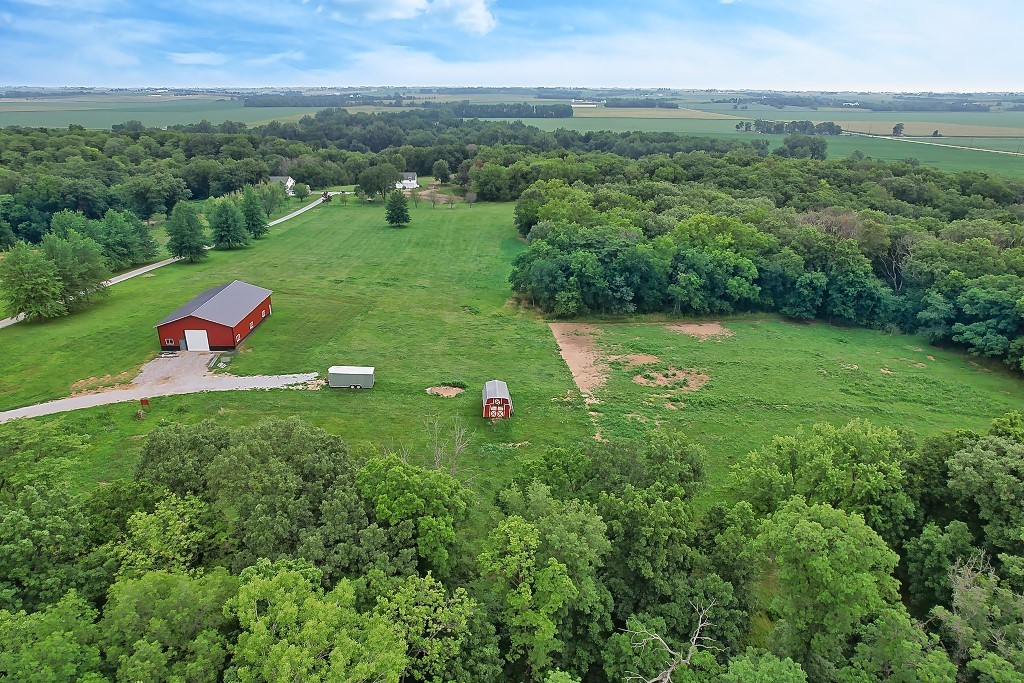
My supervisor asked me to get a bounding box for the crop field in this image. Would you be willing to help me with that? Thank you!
[3,199,1023,504]
[0,95,325,129]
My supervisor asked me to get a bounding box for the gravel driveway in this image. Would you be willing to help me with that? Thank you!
[0,352,318,424]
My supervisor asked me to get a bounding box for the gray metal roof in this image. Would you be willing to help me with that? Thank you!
[402,172,417,180]
[156,280,272,328]
[483,379,511,401]
[268,175,293,183]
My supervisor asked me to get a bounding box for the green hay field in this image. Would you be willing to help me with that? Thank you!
[0,96,325,129]
[2,199,1023,504]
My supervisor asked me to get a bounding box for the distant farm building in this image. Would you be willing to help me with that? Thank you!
[396,172,419,190]
[269,175,296,195]
[156,280,272,351]
[482,380,513,419]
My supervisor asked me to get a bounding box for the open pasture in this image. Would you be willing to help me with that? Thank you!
[552,318,1024,498]
[0,95,325,129]
[3,200,1024,501]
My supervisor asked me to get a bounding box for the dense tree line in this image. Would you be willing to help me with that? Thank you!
[507,166,1024,370]
[735,119,843,135]
[604,98,679,109]
[713,94,993,111]
[442,102,574,118]
[3,409,1023,682]
[0,111,764,245]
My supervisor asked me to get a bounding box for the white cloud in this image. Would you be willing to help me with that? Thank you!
[328,0,495,34]
[169,51,230,66]
[246,50,306,66]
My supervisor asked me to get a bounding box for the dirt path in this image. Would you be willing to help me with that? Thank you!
[0,352,317,424]
[845,131,1024,157]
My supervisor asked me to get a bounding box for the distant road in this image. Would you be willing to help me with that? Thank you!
[0,193,336,330]
[845,131,1024,157]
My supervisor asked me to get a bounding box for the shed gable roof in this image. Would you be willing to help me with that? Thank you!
[483,379,510,401]
[156,280,272,328]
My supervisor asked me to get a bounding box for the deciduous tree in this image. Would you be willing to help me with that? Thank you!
[0,241,67,319]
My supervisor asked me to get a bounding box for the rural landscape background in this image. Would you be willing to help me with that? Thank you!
[2,1,1024,681]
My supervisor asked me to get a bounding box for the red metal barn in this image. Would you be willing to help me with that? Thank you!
[482,380,514,419]
[155,280,272,351]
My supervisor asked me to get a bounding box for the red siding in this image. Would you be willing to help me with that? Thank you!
[156,295,272,351]
[482,397,512,419]
[231,295,272,346]
[156,316,233,350]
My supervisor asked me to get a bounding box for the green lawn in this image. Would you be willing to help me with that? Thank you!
[3,199,1023,505]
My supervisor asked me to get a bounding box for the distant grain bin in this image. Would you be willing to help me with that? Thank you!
[482,379,513,419]
[328,366,375,389]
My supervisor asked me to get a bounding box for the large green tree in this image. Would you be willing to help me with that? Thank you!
[478,515,578,680]
[225,558,407,683]
[756,498,900,676]
[207,198,251,250]
[165,201,208,261]
[99,569,238,683]
[730,420,916,544]
[240,185,269,239]
[0,590,104,683]
[40,230,110,312]
[0,241,67,319]
[358,164,402,201]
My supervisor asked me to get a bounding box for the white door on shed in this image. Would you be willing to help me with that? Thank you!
[184,329,210,352]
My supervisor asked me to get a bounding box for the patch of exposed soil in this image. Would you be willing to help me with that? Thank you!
[633,368,710,392]
[427,385,465,397]
[549,323,606,394]
[912,362,927,369]
[665,322,734,341]
[664,402,678,410]
[880,367,894,374]
[839,362,859,371]
[143,273,156,278]
[610,353,661,367]
[927,355,937,361]
[70,371,134,395]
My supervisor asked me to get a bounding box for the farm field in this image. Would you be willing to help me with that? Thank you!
[3,200,1024,505]
[0,95,326,129]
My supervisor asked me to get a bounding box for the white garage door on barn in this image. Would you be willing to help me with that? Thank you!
[184,329,210,352]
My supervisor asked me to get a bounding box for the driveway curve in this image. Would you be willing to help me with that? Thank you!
[0,352,318,424]
[0,194,336,330]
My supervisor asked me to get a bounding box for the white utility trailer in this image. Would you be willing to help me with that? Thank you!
[328,366,375,389]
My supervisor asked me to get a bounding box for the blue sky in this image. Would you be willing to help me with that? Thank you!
[1,0,1021,90]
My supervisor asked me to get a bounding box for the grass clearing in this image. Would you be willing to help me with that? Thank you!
[3,199,1024,506]
[567,318,1024,502]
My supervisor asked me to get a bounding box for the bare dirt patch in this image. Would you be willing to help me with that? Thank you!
[70,371,134,395]
[633,368,710,392]
[610,353,661,367]
[549,323,606,394]
[665,322,734,341]
[839,362,860,371]
[912,362,927,369]
[880,367,894,374]
[143,273,156,278]
[427,385,465,397]
[927,355,937,361]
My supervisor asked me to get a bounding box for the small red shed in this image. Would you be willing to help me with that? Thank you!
[155,280,272,351]
[482,380,514,419]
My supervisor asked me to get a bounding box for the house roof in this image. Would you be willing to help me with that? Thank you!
[268,175,293,183]
[402,172,417,180]
[483,379,511,401]
[156,280,272,328]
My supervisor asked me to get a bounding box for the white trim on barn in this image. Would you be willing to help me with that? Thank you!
[269,175,296,196]
[395,172,419,190]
